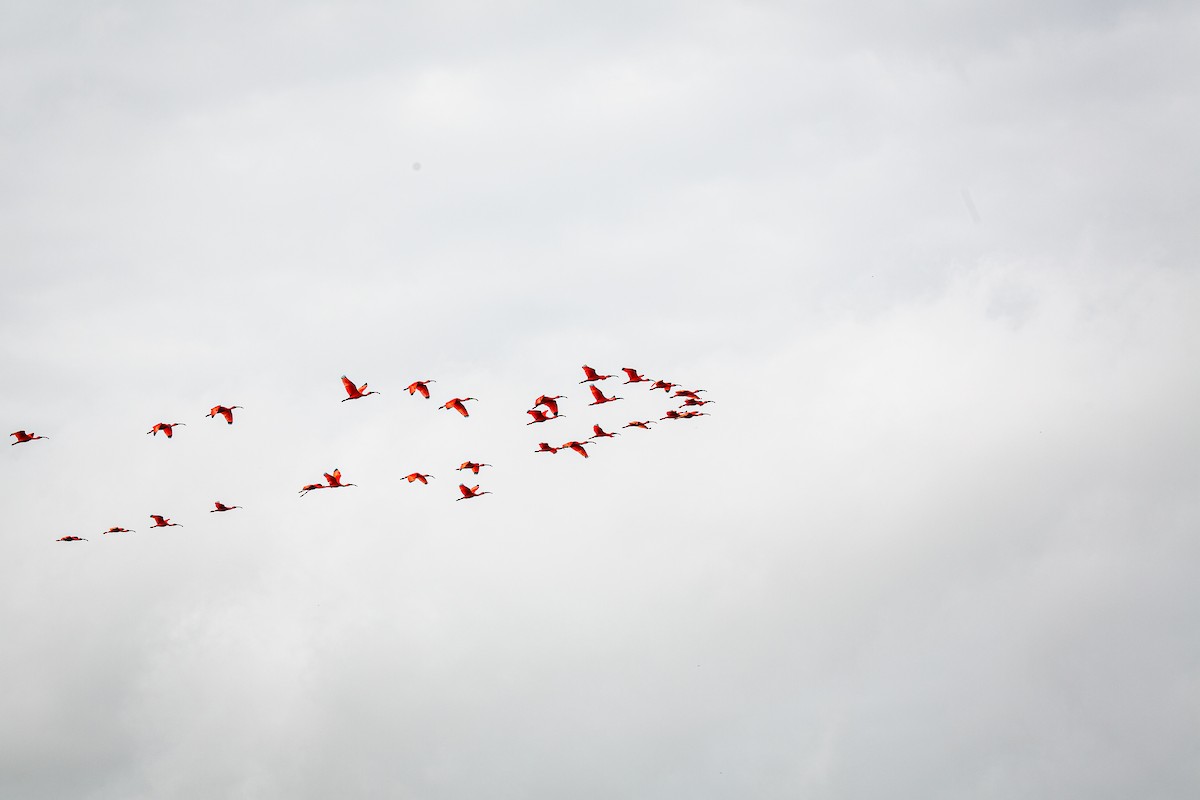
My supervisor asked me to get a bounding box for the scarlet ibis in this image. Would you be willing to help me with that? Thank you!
[407,380,436,398]
[323,468,355,488]
[679,410,709,419]
[207,405,243,424]
[588,385,622,405]
[404,473,434,484]
[533,395,566,415]
[621,368,647,384]
[440,397,477,417]
[650,380,678,392]
[590,424,620,439]
[561,440,589,458]
[679,398,716,407]
[341,375,380,401]
[535,442,559,454]
[299,483,326,496]
[623,420,655,430]
[102,526,134,534]
[579,365,613,383]
[457,484,491,500]
[147,422,185,438]
[527,408,563,424]
[10,430,48,445]
[673,389,707,400]
[661,410,682,421]
[210,502,241,512]
[457,461,491,474]
[149,515,181,528]
[57,536,87,542]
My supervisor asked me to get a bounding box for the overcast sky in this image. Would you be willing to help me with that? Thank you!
[3,1,1199,798]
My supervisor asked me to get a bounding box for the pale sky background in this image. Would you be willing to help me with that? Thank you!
[3,1,1200,798]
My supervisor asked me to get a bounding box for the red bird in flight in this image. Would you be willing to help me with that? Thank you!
[404,472,434,484]
[149,515,181,528]
[324,468,355,488]
[207,405,243,424]
[623,420,655,430]
[102,526,134,535]
[440,397,477,417]
[535,442,559,454]
[589,424,620,439]
[561,440,590,458]
[679,398,716,407]
[210,502,242,512]
[588,385,622,405]
[621,368,648,384]
[147,422,185,438]
[341,375,379,401]
[533,395,566,416]
[457,484,492,501]
[299,483,326,496]
[526,408,563,424]
[10,430,48,445]
[56,535,87,542]
[650,380,678,393]
[673,389,707,400]
[407,380,436,398]
[457,461,491,474]
[579,365,614,383]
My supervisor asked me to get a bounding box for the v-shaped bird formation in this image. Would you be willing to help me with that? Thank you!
[15,363,713,541]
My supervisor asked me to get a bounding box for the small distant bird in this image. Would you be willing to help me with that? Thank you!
[406,380,436,398]
[147,422,185,438]
[679,410,709,419]
[579,365,614,383]
[533,395,566,416]
[149,515,181,528]
[207,405,243,424]
[210,502,242,512]
[621,368,648,384]
[561,440,589,458]
[440,397,477,417]
[56,535,87,542]
[679,398,716,407]
[590,424,620,439]
[299,483,326,496]
[650,380,678,393]
[673,389,707,400]
[10,430,48,445]
[457,484,492,501]
[526,408,563,425]
[661,410,682,421]
[457,461,491,474]
[623,420,655,430]
[404,472,434,484]
[103,526,134,535]
[341,375,380,402]
[324,468,355,488]
[588,385,622,405]
[535,442,559,454]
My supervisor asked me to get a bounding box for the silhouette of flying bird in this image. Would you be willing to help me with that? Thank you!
[103,526,134,535]
[149,515,181,528]
[623,420,655,430]
[324,468,355,488]
[561,440,589,458]
[147,422,185,438]
[457,484,491,500]
[341,375,379,401]
[526,408,563,424]
[406,380,436,398]
[404,473,434,484]
[299,483,326,496]
[535,442,559,454]
[533,395,566,416]
[588,385,622,405]
[679,398,716,407]
[10,430,49,445]
[457,461,491,474]
[210,502,241,512]
[440,397,477,417]
[207,405,243,424]
[590,424,620,439]
[621,368,648,384]
[579,365,613,383]
[650,380,678,393]
[57,536,87,542]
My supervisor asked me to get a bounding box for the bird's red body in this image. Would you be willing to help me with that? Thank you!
[590,424,620,439]
[533,395,566,416]
[679,398,715,407]
[457,461,491,474]
[299,483,325,496]
[147,422,185,438]
[623,420,655,430]
[10,430,48,445]
[440,397,477,417]
[207,405,243,424]
[457,484,491,500]
[535,442,559,454]
[561,440,589,458]
[324,468,355,488]
[526,408,562,424]
[579,365,613,383]
[341,375,379,401]
[149,515,181,528]
[621,368,647,384]
[407,380,435,398]
[650,380,677,393]
[57,536,86,542]
[673,389,707,400]
[211,502,241,512]
[588,385,622,405]
[103,526,133,534]
[405,472,434,484]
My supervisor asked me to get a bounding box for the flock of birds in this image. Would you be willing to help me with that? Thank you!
[14,365,713,542]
